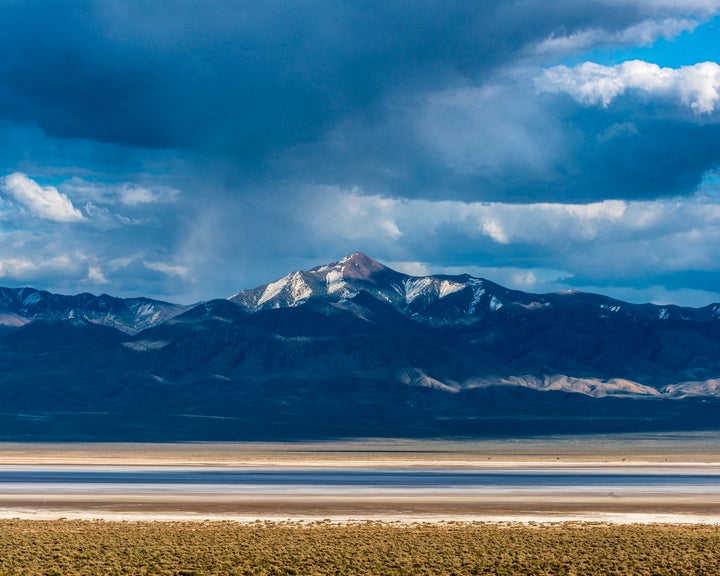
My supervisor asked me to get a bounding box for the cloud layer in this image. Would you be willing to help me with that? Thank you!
[0,1,718,306]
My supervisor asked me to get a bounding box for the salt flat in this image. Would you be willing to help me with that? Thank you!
[1,434,719,524]
[2,432,720,466]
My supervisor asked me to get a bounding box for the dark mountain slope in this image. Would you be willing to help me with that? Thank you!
[0,252,719,440]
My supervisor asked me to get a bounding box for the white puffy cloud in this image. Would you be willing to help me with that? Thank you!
[464,200,631,245]
[537,60,720,114]
[1,173,84,222]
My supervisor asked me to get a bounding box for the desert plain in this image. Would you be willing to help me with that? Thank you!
[1,433,719,524]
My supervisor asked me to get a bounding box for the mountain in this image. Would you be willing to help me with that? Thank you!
[229,251,525,324]
[230,252,720,326]
[0,287,188,334]
[0,252,719,441]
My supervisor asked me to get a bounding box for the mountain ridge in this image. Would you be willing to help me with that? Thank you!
[0,252,719,440]
[2,252,718,332]
[228,252,720,326]
[0,286,188,334]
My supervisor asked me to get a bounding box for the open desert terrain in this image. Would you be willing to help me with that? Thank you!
[1,433,719,524]
[1,435,719,574]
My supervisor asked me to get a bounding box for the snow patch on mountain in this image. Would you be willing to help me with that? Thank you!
[325,268,346,294]
[403,277,434,304]
[22,292,41,306]
[257,276,291,307]
[468,281,485,314]
[256,272,312,308]
[439,280,464,299]
[288,273,313,303]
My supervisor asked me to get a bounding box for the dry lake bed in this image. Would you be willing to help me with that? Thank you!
[1,433,719,524]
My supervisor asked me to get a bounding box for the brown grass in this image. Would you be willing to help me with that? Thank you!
[0,520,718,575]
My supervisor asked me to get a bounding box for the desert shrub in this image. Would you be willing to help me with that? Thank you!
[0,520,717,575]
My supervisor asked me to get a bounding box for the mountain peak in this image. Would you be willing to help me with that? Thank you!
[332,252,388,280]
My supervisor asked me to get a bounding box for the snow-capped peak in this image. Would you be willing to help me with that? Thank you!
[228,253,513,323]
[257,271,312,308]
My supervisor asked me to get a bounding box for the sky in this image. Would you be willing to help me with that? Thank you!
[1,0,720,306]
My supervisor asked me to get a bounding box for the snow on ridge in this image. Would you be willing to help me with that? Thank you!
[288,271,312,304]
[403,277,434,304]
[600,303,621,313]
[325,268,346,294]
[257,274,291,307]
[133,302,160,320]
[438,279,464,299]
[22,292,42,306]
[489,295,503,311]
[468,282,485,315]
[659,308,670,320]
[256,271,313,308]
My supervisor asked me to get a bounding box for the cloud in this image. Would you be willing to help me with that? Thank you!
[0,2,718,209]
[0,253,84,282]
[0,1,713,158]
[292,189,720,301]
[0,2,720,308]
[0,258,36,278]
[533,18,699,56]
[538,60,720,113]
[143,260,190,278]
[87,266,108,284]
[414,82,563,177]
[59,178,180,207]
[119,184,179,206]
[1,173,84,222]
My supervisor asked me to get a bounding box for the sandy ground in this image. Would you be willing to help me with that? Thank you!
[1,433,720,466]
[2,492,720,523]
[1,435,719,524]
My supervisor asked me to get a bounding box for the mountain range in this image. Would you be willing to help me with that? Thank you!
[1,252,719,440]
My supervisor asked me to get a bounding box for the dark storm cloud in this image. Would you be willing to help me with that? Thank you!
[1,0,715,201]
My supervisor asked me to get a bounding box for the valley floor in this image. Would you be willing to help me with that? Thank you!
[3,432,720,466]
[1,433,719,524]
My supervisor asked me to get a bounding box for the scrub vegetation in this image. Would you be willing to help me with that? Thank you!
[0,520,718,575]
